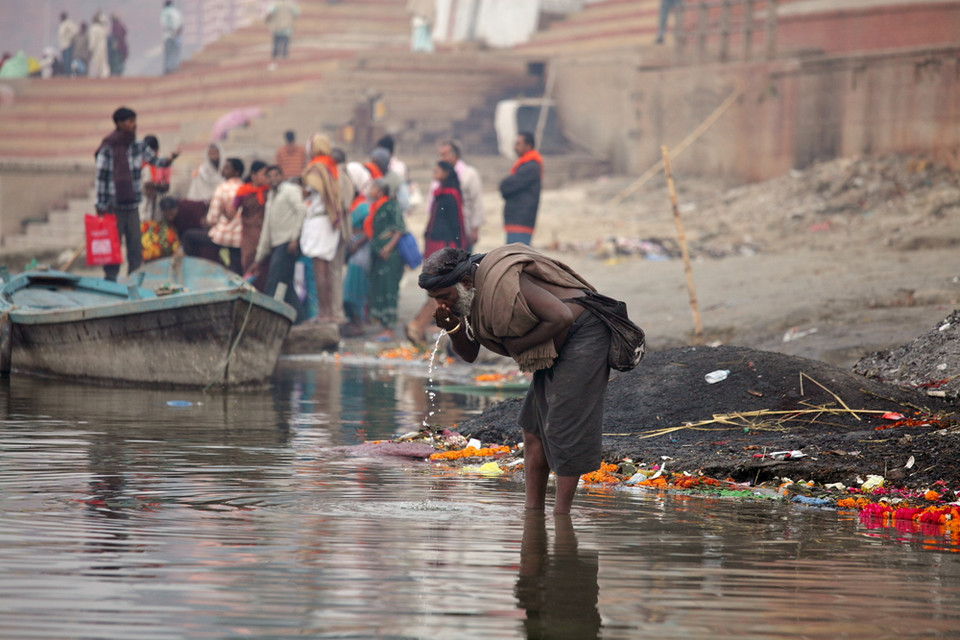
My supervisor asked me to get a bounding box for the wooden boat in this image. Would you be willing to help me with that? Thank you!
[0,257,296,387]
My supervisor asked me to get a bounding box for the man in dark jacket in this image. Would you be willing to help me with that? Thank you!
[94,106,178,280]
[499,131,543,246]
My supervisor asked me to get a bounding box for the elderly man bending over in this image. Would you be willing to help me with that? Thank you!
[418,244,612,514]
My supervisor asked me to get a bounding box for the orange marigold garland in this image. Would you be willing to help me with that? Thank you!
[429,445,511,461]
[140,220,180,262]
[580,463,621,484]
[837,497,872,510]
[632,472,723,489]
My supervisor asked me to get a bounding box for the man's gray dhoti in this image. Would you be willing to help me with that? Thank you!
[518,311,611,476]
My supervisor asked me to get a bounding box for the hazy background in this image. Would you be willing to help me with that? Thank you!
[0,0,261,76]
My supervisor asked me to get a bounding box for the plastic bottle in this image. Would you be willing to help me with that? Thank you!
[704,369,730,384]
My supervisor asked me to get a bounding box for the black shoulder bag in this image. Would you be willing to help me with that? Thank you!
[574,290,646,371]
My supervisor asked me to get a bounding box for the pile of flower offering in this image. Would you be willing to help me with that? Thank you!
[394,428,470,451]
[580,463,622,484]
[425,436,520,477]
[576,461,737,490]
[632,473,727,490]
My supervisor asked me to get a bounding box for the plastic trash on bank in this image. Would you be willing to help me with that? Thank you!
[461,462,504,476]
[704,369,729,384]
[753,450,807,461]
[859,475,885,491]
[792,495,832,507]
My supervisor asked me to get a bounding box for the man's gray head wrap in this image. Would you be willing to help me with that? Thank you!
[418,248,484,291]
[370,147,390,174]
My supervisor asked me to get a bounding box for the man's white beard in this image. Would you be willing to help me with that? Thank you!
[453,283,475,318]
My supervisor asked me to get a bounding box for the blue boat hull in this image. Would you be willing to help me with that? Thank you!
[0,258,296,387]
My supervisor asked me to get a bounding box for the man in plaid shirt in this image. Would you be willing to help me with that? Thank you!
[95,106,178,280]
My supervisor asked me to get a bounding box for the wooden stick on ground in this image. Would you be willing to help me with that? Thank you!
[608,83,743,206]
[635,407,889,439]
[59,245,85,272]
[661,145,703,338]
[800,372,861,421]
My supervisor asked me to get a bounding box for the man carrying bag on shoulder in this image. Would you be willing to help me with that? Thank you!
[418,244,644,515]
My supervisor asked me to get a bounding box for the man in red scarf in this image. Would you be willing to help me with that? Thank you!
[95,106,178,281]
[499,131,543,246]
[234,160,271,284]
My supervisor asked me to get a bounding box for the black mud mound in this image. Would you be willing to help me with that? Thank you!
[854,310,960,401]
[460,345,959,490]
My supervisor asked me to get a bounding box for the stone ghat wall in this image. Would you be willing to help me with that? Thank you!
[552,44,960,182]
[0,162,92,248]
[674,1,960,64]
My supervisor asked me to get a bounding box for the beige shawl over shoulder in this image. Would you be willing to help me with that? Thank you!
[472,244,595,372]
[303,133,349,239]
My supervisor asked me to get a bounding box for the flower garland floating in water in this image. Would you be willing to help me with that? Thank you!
[850,503,960,533]
[378,346,453,363]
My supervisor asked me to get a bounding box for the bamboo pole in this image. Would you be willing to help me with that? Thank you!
[608,83,742,206]
[59,244,85,272]
[661,145,703,338]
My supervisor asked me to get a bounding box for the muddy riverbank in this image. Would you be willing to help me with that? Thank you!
[456,344,960,494]
[410,153,960,493]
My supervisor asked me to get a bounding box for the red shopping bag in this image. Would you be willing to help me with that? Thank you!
[84,213,122,266]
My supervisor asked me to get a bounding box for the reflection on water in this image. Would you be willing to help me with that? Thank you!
[0,358,959,639]
[517,512,601,639]
[277,356,506,443]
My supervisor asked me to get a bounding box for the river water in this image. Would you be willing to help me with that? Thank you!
[1,356,959,639]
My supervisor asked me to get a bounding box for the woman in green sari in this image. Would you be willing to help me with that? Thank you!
[368,179,406,340]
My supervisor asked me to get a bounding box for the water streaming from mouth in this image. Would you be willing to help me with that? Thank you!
[422,330,448,428]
